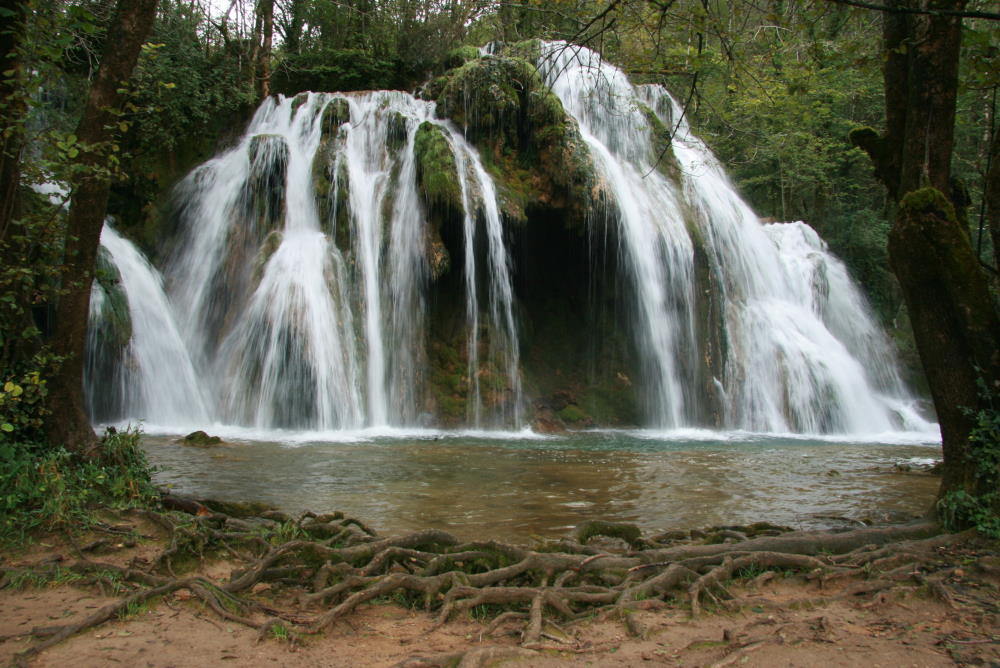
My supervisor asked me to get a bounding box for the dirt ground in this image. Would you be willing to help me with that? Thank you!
[2,516,998,668]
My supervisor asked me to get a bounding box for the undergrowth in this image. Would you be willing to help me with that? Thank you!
[938,378,1000,538]
[0,426,158,545]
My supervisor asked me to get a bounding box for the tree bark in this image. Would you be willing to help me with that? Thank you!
[45,0,160,454]
[888,190,1000,497]
[255,0,274,100]
[284,0,306,55]
[986,125,1000,272]
[851,0,999,511]
[0,0,28,245]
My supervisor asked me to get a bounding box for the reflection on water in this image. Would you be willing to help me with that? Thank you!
[142,430,942,541]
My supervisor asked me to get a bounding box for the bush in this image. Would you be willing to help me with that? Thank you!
[0,426,158,544]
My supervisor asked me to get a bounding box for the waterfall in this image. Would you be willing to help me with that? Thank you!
[155,91,522,430]
[85,224,208,426]
[538,41,927,433]
[84,46,929,437]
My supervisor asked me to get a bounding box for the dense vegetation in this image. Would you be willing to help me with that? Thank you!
[0,0,998,538]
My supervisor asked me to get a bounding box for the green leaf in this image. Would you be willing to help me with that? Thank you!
[1,423,13,433]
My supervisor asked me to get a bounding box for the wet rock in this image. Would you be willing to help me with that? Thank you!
[577,520,644,548]
[177,430,224,447]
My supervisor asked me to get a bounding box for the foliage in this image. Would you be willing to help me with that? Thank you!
[0,426,158,544]
[938,379,1000,538]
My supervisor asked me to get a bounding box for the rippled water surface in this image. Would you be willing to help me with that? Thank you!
[142,428,941,541]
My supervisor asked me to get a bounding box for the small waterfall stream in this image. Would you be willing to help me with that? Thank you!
[85,46,931,437]
[86,225,208,426]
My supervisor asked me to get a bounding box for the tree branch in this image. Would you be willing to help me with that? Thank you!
[822,0,1000,21]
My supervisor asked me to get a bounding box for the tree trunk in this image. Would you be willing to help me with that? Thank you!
[45,0,160,454]
[986,125,1000,272]
[0,0,28,245]
[852,0,1000,512]
[889,189,1000,498]
[255,0,274,100]
[284,0,306,55]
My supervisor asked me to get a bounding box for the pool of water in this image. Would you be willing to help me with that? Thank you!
[140,427,942,541]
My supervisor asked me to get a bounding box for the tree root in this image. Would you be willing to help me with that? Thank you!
[4,504,969,666]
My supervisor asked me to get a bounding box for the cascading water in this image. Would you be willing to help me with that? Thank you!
[538,41,928,433]
[85,224,208,426]
[148,91,521,430]
[85,44,930,437]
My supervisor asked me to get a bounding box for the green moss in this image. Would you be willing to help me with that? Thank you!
[413,121,463,213]
[436,56,555,148]
[94,247,132,347]
[576,521,643,548]
[332,160,351,250]
[848,126,880,148]
[433,54,595,226]
[443,45,481,69]
[253,230,283,282]
[419,75,449,101]
[638,102,681,182]
[899,187,957,222]
[558,404,587,423]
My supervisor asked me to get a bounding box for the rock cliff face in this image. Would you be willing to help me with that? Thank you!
[415,43,637,429]
[85,43,926,436]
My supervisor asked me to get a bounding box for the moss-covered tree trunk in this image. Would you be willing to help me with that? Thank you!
[889,190,1000,499]
[45,0,159,455]
[853,0,1000,514]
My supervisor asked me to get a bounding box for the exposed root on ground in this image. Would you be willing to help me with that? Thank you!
[1,497,994,666]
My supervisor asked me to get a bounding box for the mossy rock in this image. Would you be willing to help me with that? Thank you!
[413,121,462,213]
[436,55,561,149]
[428,339,469,425]
[386,110,408,153]
[321,97,351,141]
[200,498,277,518]
[433,54,595,225]
[419,75,449,102]
[177,430,224,447]
[576,520,643,548]
[557,404,588,424]
[93,247,132,347]
[443,45,481,70]
[290,92,310,118]
[312,142,351,250]
[427,229,450,281]
[253,230,283,283]
[638,102,682,182]
[246,134,289,228]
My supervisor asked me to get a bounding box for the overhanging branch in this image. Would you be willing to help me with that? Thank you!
[823,0,1000,21]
